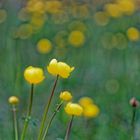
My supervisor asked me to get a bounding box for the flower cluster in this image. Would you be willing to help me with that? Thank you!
[8,58,100,140]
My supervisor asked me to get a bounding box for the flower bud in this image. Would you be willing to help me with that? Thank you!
[130,97,139,107]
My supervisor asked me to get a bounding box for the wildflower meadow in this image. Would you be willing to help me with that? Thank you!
[0,0,140,140]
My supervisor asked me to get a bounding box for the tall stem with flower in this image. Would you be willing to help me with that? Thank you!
[9,96,19,140]
[38,59,74,140]
[21,66,45,140]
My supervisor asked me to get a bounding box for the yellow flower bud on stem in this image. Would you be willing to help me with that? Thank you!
[21,84,34,140]
[37,75,59,140]
[64,115,74,140]
[42,101,63,140]
[11,105,19,140]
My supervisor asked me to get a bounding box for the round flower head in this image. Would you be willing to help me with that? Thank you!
[57,62,74,78]
[65,102,83,116]
[24,66,45,84]
[79,97,93,108]
[37,38,52,54]
[8,96,19,105]
[83,104,100,118]
[47,59,74,78]
[47,59,58,76]
[127,27,140,41]
[60,91,72,101]
[68,30,85,47]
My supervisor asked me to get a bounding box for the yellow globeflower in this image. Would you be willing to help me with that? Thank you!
[65,102,83,116]
[79,97,93,107]
[68,30,85,47]
[37,38,52,54]
[94,11,109,26]
[57,62,74,78]
[47,59,58,76]
[117,0,136,15]
[127,27,140,41]
[60,91,72,101]
[104,3,122,18]
[8,96,19,105]
[83,104,100,118]
[26,0,46,14]
[47,59,74,78]
[24,66,45,84]
[45,0,62,14]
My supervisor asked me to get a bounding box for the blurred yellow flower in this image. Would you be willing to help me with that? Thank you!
[68,21,87,33]
[37,38,52,54]
[117,0,136,15]
[24,66,45,84]
[65,102,83,116]
[0,9,7,23]
[79,97,93,107]
[104,3,122,18]
[18,8,31,22]
[27,0,46,14]
[94,11,109,26]
[68,30,85,47]
[60,91,72,101]
[30,13,46,30]
[47,59,74,78]
[8,96,19,105]
[45,0,63,14]
[17,24,33,39]
[83,104,99,118]
[127,27,140,41]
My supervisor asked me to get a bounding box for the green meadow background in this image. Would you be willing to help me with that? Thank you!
[0,0,140,139]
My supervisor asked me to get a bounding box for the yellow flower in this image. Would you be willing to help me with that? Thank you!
[60,91,72,101]
[47,59,74,78]
[8,96,19,105]
[127,27,140,41]
[65,102,83,116]
[57,62,74,78]
[47,59,58,76]
[104,3,122,18]
[68,30,85,47]
[117,0,136,15]
[24,66,45,84]
[37,38,52,54]
[83,104,99,118]
[79,97,93,107]
[45,0,63,14]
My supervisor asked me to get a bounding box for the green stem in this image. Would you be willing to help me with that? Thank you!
[42,101,63,140]
[20,84,34,140]
[64,116,74,140]
[12,105,19,140]
[37,75,59,140]
[131,107,136,140]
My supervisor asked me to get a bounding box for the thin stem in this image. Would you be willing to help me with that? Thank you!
[20,84,34,140]
[12,105,19,140]
[42,101,63,140]
[64,116,74,140]
[38,75,59,140]
[131,107,136,140]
